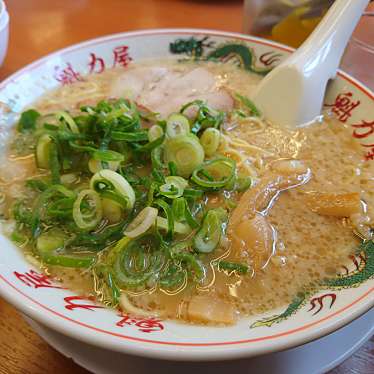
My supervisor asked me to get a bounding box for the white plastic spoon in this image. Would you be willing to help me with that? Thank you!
[252,0,370,129]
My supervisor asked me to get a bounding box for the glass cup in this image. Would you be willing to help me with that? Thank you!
[243,1,374,90]
[340,7,374,91]
[243,0,335,48]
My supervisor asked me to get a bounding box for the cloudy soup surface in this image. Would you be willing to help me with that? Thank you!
[1,59,373,325]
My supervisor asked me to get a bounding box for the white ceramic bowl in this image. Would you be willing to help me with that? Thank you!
[0,1,9,67]
[0,29,373,361]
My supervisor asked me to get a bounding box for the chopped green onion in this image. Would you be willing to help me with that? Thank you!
[55,111,80,133]
[218,261,248,274]
[159,176,188,199]
[172,252,206,282]
[31,185,76,237]
[164,134,204,177]
[172,197,185,222]
[90,169,135,210]
[183,188,204,200]
[153,199,174,238]
[124,207,158,238]
[166,113,190,138]
[159,262,186,290]
[111,131,148,142]
[99,190,129,208]
[36,231,95,268]
[73,189,103,230]
[191,157,236,189]
[235,93,261,117]
[11,230,29,246]
[156,216,191,235]
[42,253,95,268]
[180,100,224,134]
[60,173,78,185]
[113,234,166,289]
[48,197,75,217]
[102,198,123,223]
[92,149,124,162]
[147,181,159,206]
[36,134,53,169]
[193,210,222,253]
[48,141,61,184]
[135,134,165,153]
[235,175,252,192]
[152,169,165,184]
[151,147,165,170]
[26,179,49,192]
[200,128,220,157]
[36,231,65,252]
[71,220,127,249]
[183,199,200,229]
[18,109,41,132]
[88,159,120,173]
[68,140,97,153]
[148,125,164,142]
[168,161,178,176]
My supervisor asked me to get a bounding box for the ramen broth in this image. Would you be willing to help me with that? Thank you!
[1,59,373,325]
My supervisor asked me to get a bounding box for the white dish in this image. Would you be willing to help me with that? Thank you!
[25,309,374,374]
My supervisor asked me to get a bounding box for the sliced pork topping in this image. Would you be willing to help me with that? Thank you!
[110,66,233,118]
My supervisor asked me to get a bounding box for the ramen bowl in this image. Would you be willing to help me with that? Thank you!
[0,29,373,361]
[0,0,9,67]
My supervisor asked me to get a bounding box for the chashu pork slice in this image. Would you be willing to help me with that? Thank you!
[110,66,233,118]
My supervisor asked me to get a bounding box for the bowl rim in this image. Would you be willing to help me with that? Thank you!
[0,28,373,361]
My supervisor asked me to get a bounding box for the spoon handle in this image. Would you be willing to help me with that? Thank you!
[292,0,370,80]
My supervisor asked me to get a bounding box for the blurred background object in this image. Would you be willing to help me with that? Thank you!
[0,0,9,67]
[340,2,374,90]
[244,0,374,89]
[243,0,335,48]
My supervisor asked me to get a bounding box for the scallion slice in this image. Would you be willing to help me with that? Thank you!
[88,159,120,173]
[159,176,188,199]
[124,207,158,238]
[148,125,164,142]
[90,169,135,210]
[73,189,103,230]
[235,93,261,117]
[113,234,166,289]
[35,230,95,268]
[164,134,204,177]
[218,261,248,274]
[172,197,185,222]
[153,199,174,238]
[172,252,206,282]
[193,210,222,253]
[55,111,80,133]
[111,130,148,142]
[156,216,191,235]
[166,113,190,138]
[151,146,165,170]
[191,157,236,189]
[92,149,125,162]
[200,128,220,157]
[36,134,53,169]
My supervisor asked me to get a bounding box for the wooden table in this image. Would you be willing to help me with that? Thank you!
[0,1,372,373]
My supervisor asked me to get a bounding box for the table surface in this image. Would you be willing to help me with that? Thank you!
[0,1,373,373]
